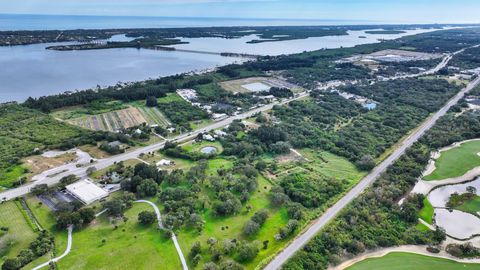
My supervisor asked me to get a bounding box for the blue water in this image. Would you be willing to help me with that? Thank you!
[0,14,376,31]
[363,103,377,110]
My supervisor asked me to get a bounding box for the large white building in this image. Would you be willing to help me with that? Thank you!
[66,179,109,205]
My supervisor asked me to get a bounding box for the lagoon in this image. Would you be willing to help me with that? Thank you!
[0,28,445,102]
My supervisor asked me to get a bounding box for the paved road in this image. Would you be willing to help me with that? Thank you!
[32,225,73,270]
[0,92,308,201]
[263,76,480,270]
[135,200,188,270]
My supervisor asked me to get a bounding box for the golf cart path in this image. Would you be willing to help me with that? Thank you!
[135,200,188,270]
[331,245,480,270]
[32,225,73,270]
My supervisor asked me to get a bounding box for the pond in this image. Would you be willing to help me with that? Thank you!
[434,208,480,239]
[427,177,480,239]
[201,146,217,155]
[362,103,377,110]
[427,177,480,208]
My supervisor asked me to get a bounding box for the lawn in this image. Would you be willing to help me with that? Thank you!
[0,201,37,265]
[456,195,480,215]
[424,140,480,181]
[25,199,181,270]
[418,197,434,224]
[346,252,480,270]
[182,141,224,155]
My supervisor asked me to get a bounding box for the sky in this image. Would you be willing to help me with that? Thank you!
[1,0,480,24]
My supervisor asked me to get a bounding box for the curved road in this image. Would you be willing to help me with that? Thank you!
[32,225,73,270]
[263,77,480,270]
[135,200,188,270]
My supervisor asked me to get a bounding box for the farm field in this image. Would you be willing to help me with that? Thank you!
[346,252,480,270]
[424,140,480,181]
[53,99,172,133]
[0,201,38,265]
[66,106,149,132]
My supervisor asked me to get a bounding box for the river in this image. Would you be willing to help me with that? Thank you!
[0,28,444,102]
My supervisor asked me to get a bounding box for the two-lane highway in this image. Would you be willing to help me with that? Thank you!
[263,76,480,270]
[0,92,309,201]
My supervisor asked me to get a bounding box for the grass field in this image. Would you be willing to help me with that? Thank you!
[0,201,37,265]
[182,141,224,155]
[0,165,27,188]
[24,197,181,270]
[346,252,480,270]
[176,158,290,270]
[424,140,480,181]
[455,195,480,215]
[298,150,367,183]
[418,197,434,224]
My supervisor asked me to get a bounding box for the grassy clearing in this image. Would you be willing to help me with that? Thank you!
[25,198,181,270]
[57,203,181,270]
[0,201,37,265]
[418,197,434,224]
[455,195,480,215]
[346,252,480,270]
[78,144,111,159]
[294,150,367,184]
[182,141,224,155]
[138,152,195,171]
[424,140,480,181]
[0,165,27,188]
[176,164,290,270]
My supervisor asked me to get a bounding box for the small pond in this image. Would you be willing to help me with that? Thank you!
[201,146,217,154]
[434,208,480,239]
[363,103,377,110]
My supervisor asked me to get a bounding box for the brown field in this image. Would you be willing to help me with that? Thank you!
[219,76,302,94]
[22,152,76,175]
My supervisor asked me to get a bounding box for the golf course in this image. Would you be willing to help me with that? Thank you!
[424,140,480,181]
[346,252,480,270]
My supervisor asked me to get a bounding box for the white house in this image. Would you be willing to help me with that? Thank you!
[157,159,174,166]
[66,179,109,205]
[203,134,215,142]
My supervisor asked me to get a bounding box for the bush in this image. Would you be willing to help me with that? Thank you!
[243,220,260,236]
[138,211,157,225]
[237,241,259,262]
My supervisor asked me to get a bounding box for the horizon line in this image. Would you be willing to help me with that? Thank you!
[1,13,480,25]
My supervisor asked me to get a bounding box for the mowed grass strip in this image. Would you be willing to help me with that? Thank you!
[346,252,480,270]
[424,140,480,181]
[418,197,434,224]
[0,201,37,264]
[456,195,480,215]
